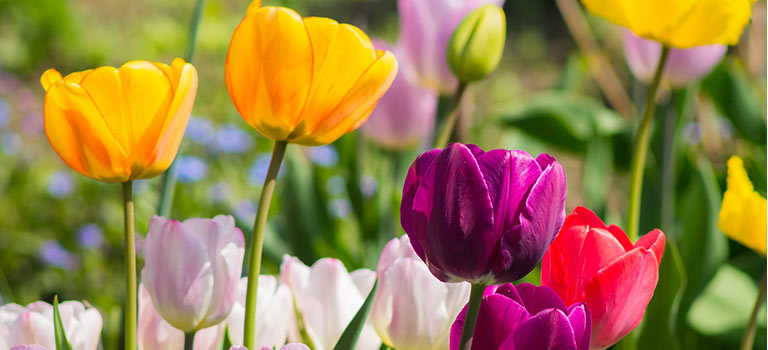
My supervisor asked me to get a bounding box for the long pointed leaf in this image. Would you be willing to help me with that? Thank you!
[53,295,73,350]
[333,279,378,350]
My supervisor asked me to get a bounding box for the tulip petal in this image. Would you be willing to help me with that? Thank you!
[566,303,591,350]
[225,6,313,140]
[635,229,665,264]
[512,283,567,315]
[41,69,63,91]
[503,308,578,350]
[401,149,441,260]
[450,294,530,350]
[476,150,541,232]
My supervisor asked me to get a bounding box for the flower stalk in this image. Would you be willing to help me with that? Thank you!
[184,332,195,350]
[459,283,486,350]
[434,82,468,148]
[741,269,767,350]
[122,181,137,350]
[626,46,670,242]
[243,140,289,349]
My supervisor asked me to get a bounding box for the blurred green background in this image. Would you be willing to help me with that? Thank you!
[0,0,765,349]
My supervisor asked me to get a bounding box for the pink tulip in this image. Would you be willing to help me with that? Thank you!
[399,0,504,93]
[141,215,245,332]
[280,256,380,350]
[623,29,726,88]
[10,346,48,350]
[227,276,293,348]
[259,344,311,350]
[362,41,438,150]
[371,236,470,350]
[138,284,226,350]
[0,301,102,350]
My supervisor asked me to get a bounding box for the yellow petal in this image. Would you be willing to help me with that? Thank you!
[718,156,767,255]
[225,6,313,141]
[44,81,131,182]
[41,69,63,91]
[291,49,398,146]
[246,0,262,15]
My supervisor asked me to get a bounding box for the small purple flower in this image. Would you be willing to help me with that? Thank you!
[308,145,339,167]
[0,98,10,128]
[450,283,591,350]
[39,240,77,269]
[186,116,216,146]
[234,200,256,223]
[47,171,73,199]
[209,181,231,203]
[77,224,104,248]
[360,175,378,198]
[176,156,209,183]
[329,198,352,219]
[400,143,567,284]
[1,132,21,155]
[214,124,254,154]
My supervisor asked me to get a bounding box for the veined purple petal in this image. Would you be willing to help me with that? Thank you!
[401,148,442,260]
[503,308,578,350]
[514,283,567,315]
[566,303,591,350]
[450,294,530,350]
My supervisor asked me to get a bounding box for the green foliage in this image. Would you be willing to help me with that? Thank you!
[53,295,73,350]
[334,280,379,350]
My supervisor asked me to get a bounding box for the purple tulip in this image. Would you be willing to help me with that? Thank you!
[623,29,726,88]
[362,41,438,150]
[399,0,504,94]
[400,143,566,284]
[450,283,591,350]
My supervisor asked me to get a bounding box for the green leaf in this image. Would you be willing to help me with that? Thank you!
[53,295,73,350]
[701,60,766,144]
[333,279,379,350]
[495,92,625,153]
[581,136,613,214]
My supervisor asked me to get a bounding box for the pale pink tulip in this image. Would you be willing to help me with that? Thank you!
[623,29,726,88]
[371,236,470,350]
[399,0,505,93]
[0,301,102,350]
[227,276,293,348]
[141,215,245,332]
[10,345,48,350]
[259,344,311,350]
[280,256,380,350]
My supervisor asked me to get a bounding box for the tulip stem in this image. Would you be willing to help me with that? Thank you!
[122,181,137,350]
[626,46,669,242]
[460,283,486,350]
[243,140,288,350]
[434,82,468,148]
[184,332,195,350]
[741,269,767,350]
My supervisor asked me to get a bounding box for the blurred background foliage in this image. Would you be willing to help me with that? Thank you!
[0,0,765,349]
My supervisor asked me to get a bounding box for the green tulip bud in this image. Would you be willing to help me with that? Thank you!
[446,4,506,83]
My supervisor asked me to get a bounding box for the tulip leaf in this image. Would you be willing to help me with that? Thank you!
[495,91,625,153]
[333,279,379,350]
[581,136,613,214]
[53,295,73,350]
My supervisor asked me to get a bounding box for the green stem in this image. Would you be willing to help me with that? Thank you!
[741,269,767,350]
[184,331,196,350]
[459,283,486,350]
[434,82,468,148]
[156,0,206,217]
[122,181,137,350]
[243,140,288,350]
[626,46,669,242]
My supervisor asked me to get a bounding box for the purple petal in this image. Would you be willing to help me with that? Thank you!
[418,143,496,281]
[566,303,592,350]
[514,283,567,315]
[503,308,578,350]
[401,148,441,260]
[450,294,530,350]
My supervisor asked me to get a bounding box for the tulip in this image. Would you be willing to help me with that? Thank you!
[258,344,311,350]
[581,0,752,48]
[40,58,197,182]
[280,256,381,350]
[10,346,48,350]
[141,215,245,332]
[225,5,397,146]
[400,143,567,284]
[371,236,470,350]
[361,41,438,150]
[227,276,294,347]
[398,0,504,93]
[138,284,226,350]
[623,30,726,88]
[541,206,665,349]
[449,283,591,350]
[718,156,767,255]
[0,301,102,350]
[446,4,506,83]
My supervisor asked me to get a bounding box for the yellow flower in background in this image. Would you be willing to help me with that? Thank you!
[41,58,198,183]
[225,5,398,146]
[718,156,767,256]
[581,0,754,48]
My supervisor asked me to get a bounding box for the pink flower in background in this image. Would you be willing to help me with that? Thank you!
[138,284,225,350]
[371,236,470,350]
[623,29,726,88]
[362,41,438,150]
[9,346,49,350]
[0,301,102,350]
[227,276,294,348]
[399,0,505,93]
[280,256,381,350]
[141,215,245,332]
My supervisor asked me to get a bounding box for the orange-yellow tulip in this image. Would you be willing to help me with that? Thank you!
[225,5,398,146]
[41,58,198,183]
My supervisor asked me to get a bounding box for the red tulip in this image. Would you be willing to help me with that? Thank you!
[541,206,665,349]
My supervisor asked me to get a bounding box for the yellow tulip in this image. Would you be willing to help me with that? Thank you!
[581,0,754,48]
[225,5,398,146]
[718,156,767,256]
[41,58,198,183]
